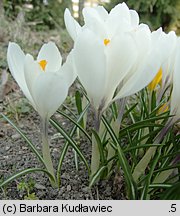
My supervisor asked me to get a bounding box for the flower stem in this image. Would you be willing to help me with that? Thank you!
[107,98,126,172]
[41,117,56,187]
[90,110,101,179]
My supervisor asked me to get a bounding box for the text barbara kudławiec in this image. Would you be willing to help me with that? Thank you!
[19,203,113,213]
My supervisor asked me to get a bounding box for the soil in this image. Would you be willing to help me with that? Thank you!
[0,84,126,200]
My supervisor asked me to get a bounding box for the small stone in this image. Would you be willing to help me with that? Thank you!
[105,186,111,195]
[35,183,46,190]
[82,187,89,193]
[71,179,78,185]
[51,133,63,140]
[61,173,70,180]
[11,133,21,140]
[19,124,24,129]
[22,146,28,150]
[58,186,65,196]
[5,146,11,151]
[67,185,71,191]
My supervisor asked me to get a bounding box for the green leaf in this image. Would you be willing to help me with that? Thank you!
[57,110,91,142]
[75,90,84,128]
[61,104,77,118]
[92,130,106,166]
[140,147,162,200]
[133,147,157,182]
[119,116,168,138]
[151,90,157,113]
[138,183,172,190]
[102,116,137,199]
[24,192,38,200]
[124,144,162,153]
[89,166,107,188]
[0,168,54,188]
[124,103,138,123]
[153,164,180,174]
[161,182,180,200]
[75,90,83,114]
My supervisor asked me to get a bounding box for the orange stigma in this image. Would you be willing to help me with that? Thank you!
[39,60,47,71]
[104,38,110,46]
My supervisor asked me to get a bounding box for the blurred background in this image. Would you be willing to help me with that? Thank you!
[0,0,180,72]
[1,0,180,32]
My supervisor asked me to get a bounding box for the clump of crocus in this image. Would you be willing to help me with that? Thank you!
[7,42,76,185]
[64,2,166,176]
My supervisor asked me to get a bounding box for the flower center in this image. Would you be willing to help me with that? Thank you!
[104,38,110,46]
[39,60,47,71]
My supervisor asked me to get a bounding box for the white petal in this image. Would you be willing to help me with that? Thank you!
[130,9,139,27]
[94,6,108,21]
[82,7,107,39]
[122,24,151,82]
[155,30,176,64]
[32,73,68,119]
[160,31,177,84]
[106,3,132,37]
[24,54,43,110]
[73,29,107,109]
[171,39,180,121]
[109,2,130,22]
[64,8,81,41]
[37,41,62,72]
[61,49,77,87]
[7,42,35,106]
[25,54,68,119]
[113,27,161,100]
[114,49,161,100]
[104,32,137,107]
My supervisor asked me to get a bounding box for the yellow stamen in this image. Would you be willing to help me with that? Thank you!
[158,103,169,114]
[148,67,162,91]
[39,60,47,71]
[104,38,110,46]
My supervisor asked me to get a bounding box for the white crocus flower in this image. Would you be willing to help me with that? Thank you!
[7,41,76,120]
[7,42,76,184]
[64,3,162,114]
[171,38,180,123]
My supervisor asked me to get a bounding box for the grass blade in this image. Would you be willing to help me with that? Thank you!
[89,166,107,188]
[140,148,162,200]
[57,110,91,142]
[102,116,137,199]
[0,168,54,188]
[0,113,45,167]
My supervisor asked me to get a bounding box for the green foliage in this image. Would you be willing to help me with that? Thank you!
[6,98,31,120]
[104,0,180,31]
[161,182,180,200]
[17,178,39,200]
[3,0,72,30]
[1,84,179,199]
